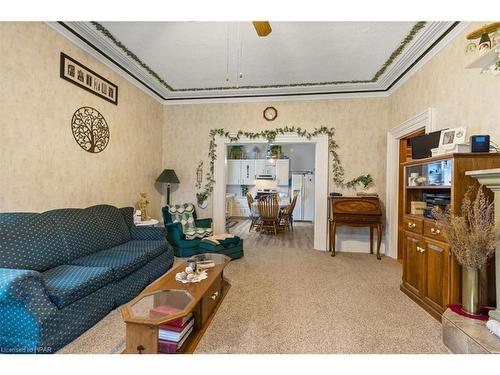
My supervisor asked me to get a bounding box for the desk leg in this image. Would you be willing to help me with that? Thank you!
[370,226,374,254]
[331,222,336,257]
[376,223,382,260]
[328,221,331,252]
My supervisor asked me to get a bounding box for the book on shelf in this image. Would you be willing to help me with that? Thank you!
[158,318,194,342]
[149,305,192,327]
[159,314,194,332]
[158,327,193,354]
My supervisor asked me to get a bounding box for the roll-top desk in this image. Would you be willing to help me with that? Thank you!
[328,196,383,259]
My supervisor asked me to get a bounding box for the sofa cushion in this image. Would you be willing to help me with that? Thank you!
[0,213,69,271]
[70,246,150,279]
[45,208,109,260]
[119,207,135,229]
[109,240,167,261]
[86,205,131,248]
[42,265,114,309]
[45,205,131,261]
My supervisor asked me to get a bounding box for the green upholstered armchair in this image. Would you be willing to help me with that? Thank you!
[162,203,213,257]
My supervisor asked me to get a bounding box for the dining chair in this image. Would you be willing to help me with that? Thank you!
[279,192,298,232]
[246,192,259,231]
[257,195,280,235]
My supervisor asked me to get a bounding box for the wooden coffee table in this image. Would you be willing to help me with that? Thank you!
[121,253,231,354]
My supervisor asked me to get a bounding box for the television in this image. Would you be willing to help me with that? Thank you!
[411,130,442,159]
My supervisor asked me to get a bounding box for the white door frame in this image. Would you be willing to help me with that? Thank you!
[212,133,329,251]
[385,108,435,258]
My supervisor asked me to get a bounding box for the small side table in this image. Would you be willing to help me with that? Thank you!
[134,219,159,227]
[328,196,383,260]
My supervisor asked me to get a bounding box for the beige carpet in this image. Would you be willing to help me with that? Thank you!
[58,247,448,354]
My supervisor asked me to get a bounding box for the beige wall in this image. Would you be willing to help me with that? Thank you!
[0,22,165,218]
[389,22,500,135]
[3,21,498,230]
[163,98,390,218]
[162,22,500,222]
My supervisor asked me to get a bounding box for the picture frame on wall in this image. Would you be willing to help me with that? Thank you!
[60,52,118,105]
[438,127,467,150]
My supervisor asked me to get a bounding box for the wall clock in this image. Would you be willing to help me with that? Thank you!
[263,106,278,121]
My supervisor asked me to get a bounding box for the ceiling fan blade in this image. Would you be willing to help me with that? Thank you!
[252,21,272,37]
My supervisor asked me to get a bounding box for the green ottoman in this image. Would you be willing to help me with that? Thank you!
[199,236,244,260]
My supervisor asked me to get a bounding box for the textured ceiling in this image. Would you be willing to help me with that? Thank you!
[98,21,415,89]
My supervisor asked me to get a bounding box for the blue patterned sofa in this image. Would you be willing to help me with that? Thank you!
[0,204,174,354]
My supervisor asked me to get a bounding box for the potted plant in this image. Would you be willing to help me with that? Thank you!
[433,186,496,315]
[229,145,245,159]
[345,174,374,190]
[269,145,282,159]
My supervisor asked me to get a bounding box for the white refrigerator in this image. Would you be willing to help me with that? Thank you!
[291,173,314,221]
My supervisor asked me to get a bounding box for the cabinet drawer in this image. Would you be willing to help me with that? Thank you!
[423,221,445,242]
[403,216,423,234]
[200,275,222,325]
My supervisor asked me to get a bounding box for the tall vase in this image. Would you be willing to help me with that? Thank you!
[462,267,479,315]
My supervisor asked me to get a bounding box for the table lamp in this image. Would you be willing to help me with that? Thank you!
[156,169,179,206]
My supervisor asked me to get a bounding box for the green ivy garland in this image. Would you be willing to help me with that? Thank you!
[90,21,426,92]
[195,126,372,204]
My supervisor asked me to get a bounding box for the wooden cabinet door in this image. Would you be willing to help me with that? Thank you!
[240,160,256,185]
[275,159,289,186]
[422,238,449,312]
[227,160,241,185]
[403,232,423,297]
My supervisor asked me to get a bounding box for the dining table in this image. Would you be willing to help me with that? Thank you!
[250,200,290,216]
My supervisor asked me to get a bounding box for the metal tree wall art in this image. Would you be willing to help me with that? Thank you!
[71,107,110,153]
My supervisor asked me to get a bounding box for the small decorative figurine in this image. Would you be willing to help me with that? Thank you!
[137,193,150,221]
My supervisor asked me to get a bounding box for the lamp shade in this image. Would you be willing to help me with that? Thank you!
[156,169,179,184]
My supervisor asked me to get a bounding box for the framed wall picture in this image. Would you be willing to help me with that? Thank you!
[438,127,467,150]
[60,52,118,105]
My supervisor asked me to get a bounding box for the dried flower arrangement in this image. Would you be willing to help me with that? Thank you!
[432,185,496,269]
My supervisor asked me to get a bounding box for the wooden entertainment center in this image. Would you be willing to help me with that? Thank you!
[400,153,500,320]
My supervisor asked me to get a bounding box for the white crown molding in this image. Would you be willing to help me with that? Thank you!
[160,90,391,105]
[377,22,454,88]
[47,21,468,105]
[387,21,471,95]
[46,22,166,103]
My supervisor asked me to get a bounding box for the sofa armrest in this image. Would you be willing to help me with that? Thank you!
[195,218,212,229]
[130,226,168,241]
[0,268,57,313]
[164,222,186,244]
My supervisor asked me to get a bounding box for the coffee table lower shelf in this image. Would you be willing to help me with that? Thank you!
[123,278,230,354]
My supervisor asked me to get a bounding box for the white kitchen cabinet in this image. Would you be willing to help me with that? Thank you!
[226,160,241,185]
[226,160,256,185]
[275,159,289,186]
[240,160,256,185]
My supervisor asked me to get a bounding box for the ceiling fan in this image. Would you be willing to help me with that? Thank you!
[223,22,271,85]
[252,21,272,37]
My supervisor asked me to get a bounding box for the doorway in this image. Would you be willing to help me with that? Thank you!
[396,128,425,260]
[385,108,435,259]
[225,142,316,249]
[212,133,329,251]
